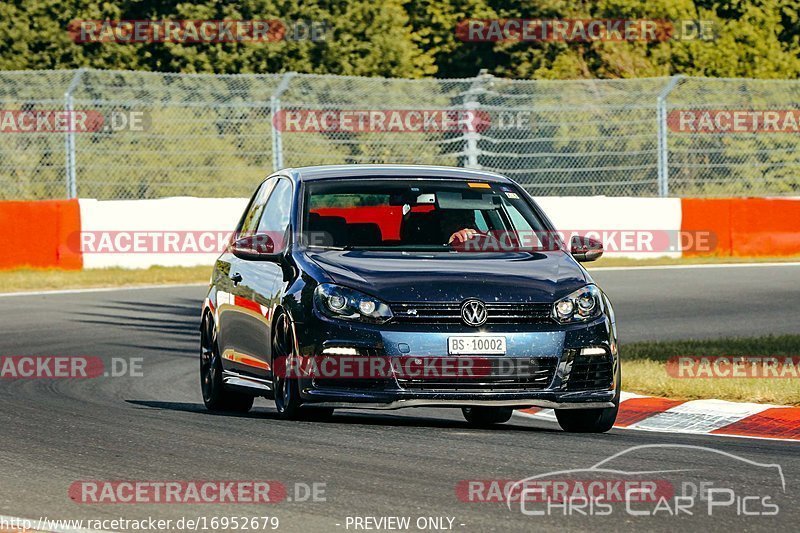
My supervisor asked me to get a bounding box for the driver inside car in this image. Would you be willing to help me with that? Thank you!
[442,209,480,244]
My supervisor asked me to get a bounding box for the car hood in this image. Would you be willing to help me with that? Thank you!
[305,250,588,303]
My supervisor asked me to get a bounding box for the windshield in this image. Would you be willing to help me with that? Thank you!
[302,178,552,251]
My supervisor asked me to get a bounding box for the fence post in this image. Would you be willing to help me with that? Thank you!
[64,68,87,199]
[271,72,297,171]
[656,75,684,197]
[462,70,491,169]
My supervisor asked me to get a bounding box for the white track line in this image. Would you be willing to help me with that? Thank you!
[0,283,206,298]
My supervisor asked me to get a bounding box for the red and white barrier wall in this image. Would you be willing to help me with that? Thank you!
[0,197,797,270]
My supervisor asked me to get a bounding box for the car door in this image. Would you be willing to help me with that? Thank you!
[219,177,294,380]
[217,177,276,378]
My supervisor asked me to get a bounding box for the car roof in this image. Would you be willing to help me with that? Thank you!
[280,164,513,184]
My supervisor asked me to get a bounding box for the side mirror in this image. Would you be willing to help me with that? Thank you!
[231,234,284,262]
[570,235,603,262]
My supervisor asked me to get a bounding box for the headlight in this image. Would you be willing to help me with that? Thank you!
[314,283,393,324]
[552,284,604,324]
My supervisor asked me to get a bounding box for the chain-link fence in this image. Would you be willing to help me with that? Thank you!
[0,69,798,200]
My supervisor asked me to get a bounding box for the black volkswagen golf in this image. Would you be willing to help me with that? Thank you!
[200,165,619,432]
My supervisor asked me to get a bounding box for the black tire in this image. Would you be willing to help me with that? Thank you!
[555,375,620,433]
[462,406,514,426]
[271,312,334,421]
[200,313,254,413]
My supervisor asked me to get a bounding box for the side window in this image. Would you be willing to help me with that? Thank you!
[239,179,276,235]
[501,198,543,248]
[473,210,489,231]
[506,204,533,232]
[257,179,293,248]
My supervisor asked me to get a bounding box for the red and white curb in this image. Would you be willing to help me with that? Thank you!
[515,392,800,442]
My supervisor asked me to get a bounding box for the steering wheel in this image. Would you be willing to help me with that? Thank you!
[448,231,501,252]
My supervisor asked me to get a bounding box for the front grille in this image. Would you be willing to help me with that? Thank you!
[390,302,553,324]
[564,349,614,391]
[397,356,558,392]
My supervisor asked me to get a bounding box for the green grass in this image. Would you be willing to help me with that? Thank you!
[622,335,800,406]
[0,266,210,293]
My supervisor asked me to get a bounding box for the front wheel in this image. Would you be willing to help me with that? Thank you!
[272,312,333,421]
[462,407,513,426]
[554,404,618,433]
[555,384,620,433]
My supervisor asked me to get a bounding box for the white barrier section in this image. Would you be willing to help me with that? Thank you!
[79,196,682,269]
[534,197,683,259]
[79,198,249,269]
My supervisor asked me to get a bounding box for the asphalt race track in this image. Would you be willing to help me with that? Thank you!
[0,263,797,532]
[590,263,800,341]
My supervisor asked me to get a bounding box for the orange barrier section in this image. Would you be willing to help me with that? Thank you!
[680,199,732,256]
[730,198,800,256]
[681,198,800,257]
[0,199,82,269]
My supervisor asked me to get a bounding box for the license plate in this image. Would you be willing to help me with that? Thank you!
[448,336,507,355]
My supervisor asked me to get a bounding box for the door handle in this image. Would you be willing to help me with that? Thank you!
[231,272,243,286]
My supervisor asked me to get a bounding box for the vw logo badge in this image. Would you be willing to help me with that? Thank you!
[461,299,488,327]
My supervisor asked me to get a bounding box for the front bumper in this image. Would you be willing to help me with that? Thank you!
[293,311,619,410]
[302,389,616,410]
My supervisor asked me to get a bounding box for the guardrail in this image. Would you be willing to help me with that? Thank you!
[0,69,799,200]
